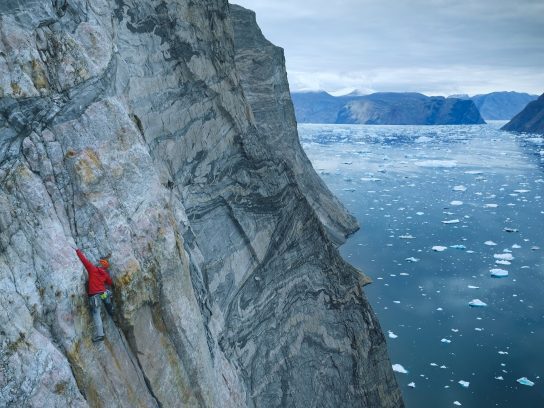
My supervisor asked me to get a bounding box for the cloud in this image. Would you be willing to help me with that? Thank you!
[232,0,544,95]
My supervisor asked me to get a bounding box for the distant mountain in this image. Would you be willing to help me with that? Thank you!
[291,91,485,125]
[470,92,538,120]
[337,92,484,125]
[501,93,544,134]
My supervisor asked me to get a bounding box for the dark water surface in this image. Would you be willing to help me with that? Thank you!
[299,122,544,407]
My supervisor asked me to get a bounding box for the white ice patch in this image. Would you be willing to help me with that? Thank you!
[453,185,467,192]
[494,253,514,261]
[484,203,498,208]
[450,201,463,206]
[405,257,420,262]
[432,246,447,252]
[441,338,452,344]
[408,382,416,388]
[454,402,462,406]
[469,299,487,307]
[495,376,504,380]
[490,268,509,278]
[467,285,479,289]
[399,272,410,276]
[512,244,521,249]
[450,245,466,250]
[516,377,534,386]
[399,234,416,239]
[392,364,408,374]
[484,241,497,246]
[388,331,398,339]
[514,189,530,193]
[458,380,470,388]
[442,219,460,224]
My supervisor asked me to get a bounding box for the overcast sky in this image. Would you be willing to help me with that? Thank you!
[233,0,544,96]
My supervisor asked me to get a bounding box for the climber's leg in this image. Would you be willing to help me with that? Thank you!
[89,294,104,342]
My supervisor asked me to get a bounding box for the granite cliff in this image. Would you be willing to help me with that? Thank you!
[292,91,485,125]
[0,1,402,407]
[501,93,544,134]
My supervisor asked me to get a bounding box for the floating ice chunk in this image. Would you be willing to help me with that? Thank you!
[495,260,511,265]
[490,268,509,278]
[494,253,514,261]
[475,328,483,331]
[405,257,420,262]
[399,272,410,276]
[516,377,534,386]
[393,301,401,304]
[458,380,470,388]
[469,299,487,307]
[453,185,467,192]
[388,331,398,339]
[342,188,356,192]
[465,170,483,175]
[440,365,447,369]
[511,244,521,249]
[408,382,416,388]
[498,351,509,355]
[436,307,443,311]
[441,338,452,344]
[484,203,498,208]
[399,234,416,239]
[495,376,504,380]
[484,241,497,246]
[531,246,540,250]
[450,245,466,250]
[442,219,460,224]
[514,189,530,193]
[450,201,463,206]
[392,364,408,374]
[416,212,424,215]
[504,227,518,232]
[430,363,438,367]
[451,329,459,332]
[432,246,447,252]
[467,285,479,289]
[453,402,462,406]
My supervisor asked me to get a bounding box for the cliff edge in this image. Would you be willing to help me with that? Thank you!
[0,1,402,407]
[501,93,544,134]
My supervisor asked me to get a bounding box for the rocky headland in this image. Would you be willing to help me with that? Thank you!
[0,1,402,407]
[502,93,544,134]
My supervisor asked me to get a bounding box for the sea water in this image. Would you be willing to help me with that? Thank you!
[299,122,544,407]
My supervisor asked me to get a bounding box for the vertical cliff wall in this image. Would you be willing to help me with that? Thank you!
[0,1,402,407]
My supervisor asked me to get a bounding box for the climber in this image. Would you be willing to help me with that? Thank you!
[74,248,114,342]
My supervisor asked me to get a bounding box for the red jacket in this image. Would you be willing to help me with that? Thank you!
[76,249,113,295]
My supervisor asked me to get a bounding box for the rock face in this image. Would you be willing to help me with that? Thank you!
[0,2,402,408]
[292,92,485,125]
[471,92,538,120]
[501,93,544,134]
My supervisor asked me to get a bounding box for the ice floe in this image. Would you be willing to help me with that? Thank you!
[442,219,460,224]
[405,257,420,262]
[490,268,509,278]
[458,380,470,388]
[388,331,398,339]
[495,376,504,380]
[450,200,463,206]
[432,246,447,252]
[495,260,511,265]
[467,285,479,289]
[392,364,408,374]
[408,382,416,388]
[450,245,466,250]
[484,241,497,246]
[484,203,498,208]
[453,402,462,406]
[469,299,487,307]
[399,234,416,239]
[516,377,534,386]
[441,338,452,344]
[494,253,514,261]
[453,185,467,191]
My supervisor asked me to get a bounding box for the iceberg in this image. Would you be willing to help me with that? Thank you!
[442,219,460,224]
[516,377,534,386]
[458,380,470,388]
[454,402,462,406]
[490,268,508,278]
[432,246,448,252]
[469,299,487,307]
[494,253,514,261]
[392,364,408,374]
[388,331,398,339]
[408,382,416,388]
